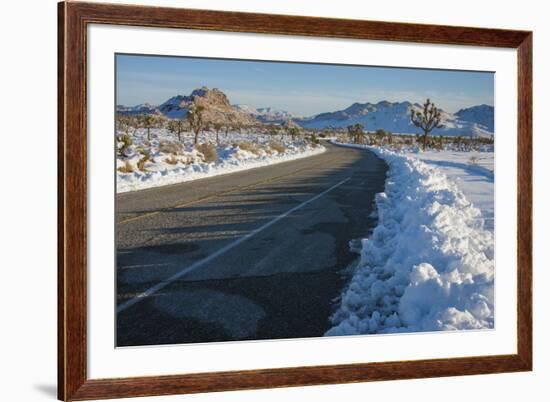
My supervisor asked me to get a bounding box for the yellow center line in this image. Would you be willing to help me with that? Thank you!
[117,156,345,225]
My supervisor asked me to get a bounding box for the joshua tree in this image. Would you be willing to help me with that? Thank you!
[374,128,393,145]
[375,128,386,137]
[212,121,223,145]
[283,120,300,141]
[116,114,133,136]
[437,135,444,150]
[288,126,300,141]
[233,122,243,134]
[187,103,206,145]
[167,119,187,142]
[309,132,320,145]
[223,124,231,139]
[347,123,365,144]
[410,98,444,151]
[220,113,236,139]
[347,125,355,143]
[138,114,159,141]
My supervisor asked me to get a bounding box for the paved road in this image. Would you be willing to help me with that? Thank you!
[116,142,388,346]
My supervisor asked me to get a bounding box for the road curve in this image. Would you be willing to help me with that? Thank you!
[116,142,388,346]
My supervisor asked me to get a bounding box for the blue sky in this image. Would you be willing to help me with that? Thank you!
[116,54,494,116]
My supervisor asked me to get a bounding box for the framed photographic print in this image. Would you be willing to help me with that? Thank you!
[58,1,532,400]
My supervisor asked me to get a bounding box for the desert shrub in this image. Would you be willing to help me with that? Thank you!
[117,160,133,173]
[434,136,444,151]
[117,134,132,157]
[468,155,480,166]
[164,155,178,165]
[136,146,155,163]
[137,147,152,160]
[390,142,403,151]
[180,155,194,165]
[309,134,320,145]
[158,140,182,155]
[196,142,218,163]
[136,148,152,171]
[237,141,260,155]
[269,141,285,154]
[136,159,146,171]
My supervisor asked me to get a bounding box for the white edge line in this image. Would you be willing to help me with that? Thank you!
[117,177,351,313]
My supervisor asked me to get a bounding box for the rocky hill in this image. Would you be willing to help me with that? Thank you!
[117,87,257,126]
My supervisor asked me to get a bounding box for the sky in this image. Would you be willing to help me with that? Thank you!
[116,54,494,116]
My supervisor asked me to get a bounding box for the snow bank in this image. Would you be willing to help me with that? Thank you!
[117,130,325,193]
[327,144,494,335]
[409,150,494,231]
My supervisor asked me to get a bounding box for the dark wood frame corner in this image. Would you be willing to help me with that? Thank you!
[58,1,532,400]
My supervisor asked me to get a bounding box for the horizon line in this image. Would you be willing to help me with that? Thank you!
[116,87,494,117]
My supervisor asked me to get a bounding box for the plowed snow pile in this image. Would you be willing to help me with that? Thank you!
[327,145,494,335]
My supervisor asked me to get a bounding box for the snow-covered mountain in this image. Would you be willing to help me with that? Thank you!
[157,95,192,119]
[234,105,298,124]
[295,101,494,137]
[117,90,494,138]
[455,104,494,132]
[116,103,159,115]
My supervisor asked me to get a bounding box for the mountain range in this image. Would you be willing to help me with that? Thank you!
[295,101,493,137]
[233,105,298,124]
[117,87,494,137]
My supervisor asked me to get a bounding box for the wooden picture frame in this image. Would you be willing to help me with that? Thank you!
[58,1,532,400]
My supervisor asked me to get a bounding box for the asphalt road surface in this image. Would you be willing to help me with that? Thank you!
[116,142,388,346]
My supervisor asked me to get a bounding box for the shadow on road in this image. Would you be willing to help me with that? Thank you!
[116,144,388,346]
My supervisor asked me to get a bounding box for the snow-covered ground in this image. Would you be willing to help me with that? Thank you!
[327,142,494,335]
[405,150,494,231]
[116,129,325,193]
